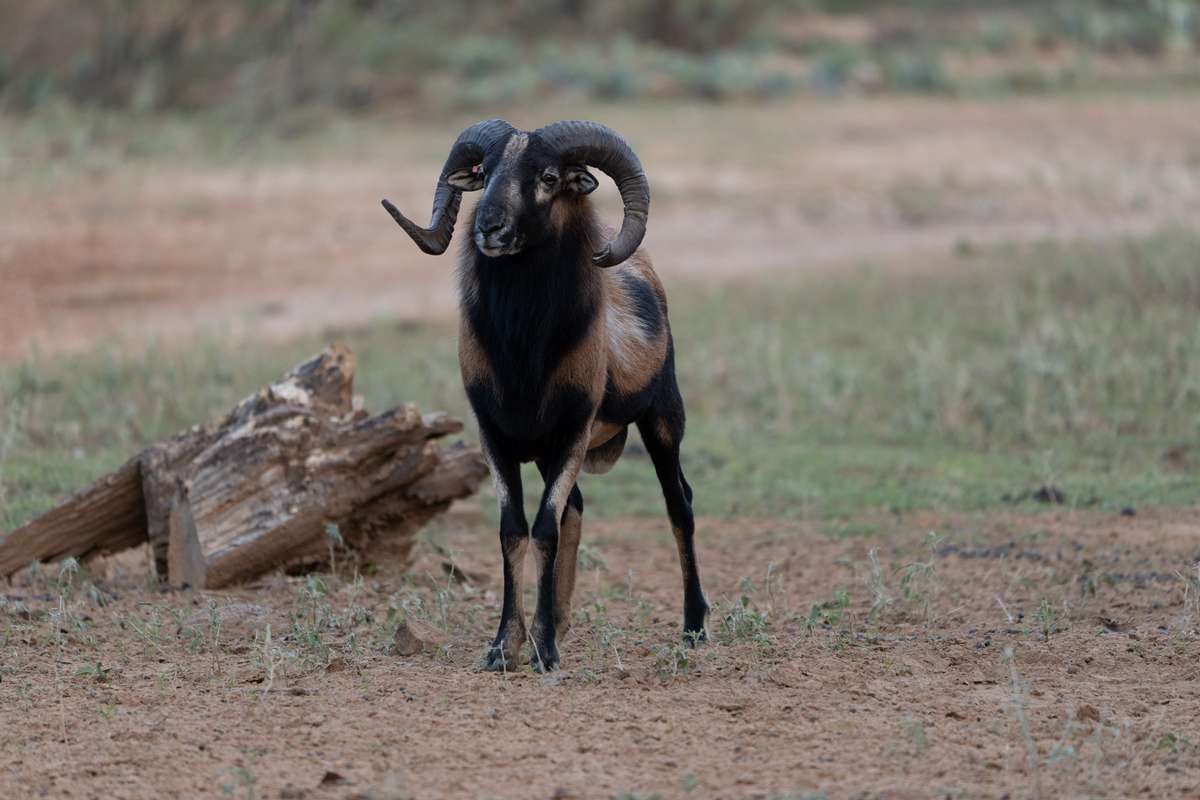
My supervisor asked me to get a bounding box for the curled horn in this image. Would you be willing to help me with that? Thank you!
[381,118,515,255]
[535,120,650,267]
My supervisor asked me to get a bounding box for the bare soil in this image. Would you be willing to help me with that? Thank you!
[3,95,1200,359]
[3,507,1199,799]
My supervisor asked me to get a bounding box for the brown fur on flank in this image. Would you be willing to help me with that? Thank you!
[600,249,670,398]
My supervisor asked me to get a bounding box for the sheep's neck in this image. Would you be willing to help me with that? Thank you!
[463,239,601,412]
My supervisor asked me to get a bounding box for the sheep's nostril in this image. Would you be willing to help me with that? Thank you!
[477,214,505,236]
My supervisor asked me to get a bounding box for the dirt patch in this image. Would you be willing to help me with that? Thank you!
[3,507,1199,798]
[3,95,1200,360]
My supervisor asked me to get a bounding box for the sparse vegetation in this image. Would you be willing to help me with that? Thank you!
[1176,562,1200,623]
[219,763,257,800]
[716,592,771,647]
[653,642,693,681]
[898,532,942,624]
[805,589,851,633]
[1033,598,1058,642]
[900,714,929,756]
[1003,645,1043,798]
[866,547,894,619]
[1158,733,1194,753]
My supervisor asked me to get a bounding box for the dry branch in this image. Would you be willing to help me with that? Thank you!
[0,345,487,587]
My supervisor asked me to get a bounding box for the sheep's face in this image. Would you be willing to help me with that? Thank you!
[449,133,598,258]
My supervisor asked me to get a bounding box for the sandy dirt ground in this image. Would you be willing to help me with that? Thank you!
[3,506,1200,799]
[2,95,1200,359]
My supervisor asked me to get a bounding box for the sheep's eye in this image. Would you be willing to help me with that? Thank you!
[540,171,558,186]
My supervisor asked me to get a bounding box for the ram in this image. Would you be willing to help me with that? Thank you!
[383,119,707,671]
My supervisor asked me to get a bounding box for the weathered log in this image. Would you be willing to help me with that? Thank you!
[0,458,147,577]
[0,345,487,587]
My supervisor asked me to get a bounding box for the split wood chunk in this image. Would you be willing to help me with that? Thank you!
[0,345,487,588]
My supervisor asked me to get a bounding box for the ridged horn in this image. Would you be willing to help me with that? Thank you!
[535,120,650,267]
[381,118,515,255]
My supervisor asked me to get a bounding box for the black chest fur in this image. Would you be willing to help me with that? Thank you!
[460,249,600,457]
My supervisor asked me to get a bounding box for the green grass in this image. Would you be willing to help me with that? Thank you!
[2,229,1198,534]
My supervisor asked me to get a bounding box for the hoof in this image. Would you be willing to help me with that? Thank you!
[529,643,560,673]
[683,601,710,646]
[483,645,519,672]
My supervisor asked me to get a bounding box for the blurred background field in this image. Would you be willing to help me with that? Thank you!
[3,0,1200,120]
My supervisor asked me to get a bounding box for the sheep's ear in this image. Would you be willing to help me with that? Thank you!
[446,165,484,191]
[564,165,598,195]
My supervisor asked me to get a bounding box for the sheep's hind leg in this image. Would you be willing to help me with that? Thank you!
[637,397,709,644]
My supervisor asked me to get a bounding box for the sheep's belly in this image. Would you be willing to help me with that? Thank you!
[583,424,627,475]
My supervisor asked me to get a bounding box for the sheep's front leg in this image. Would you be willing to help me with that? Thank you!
[482,446,529,671]
[537,464,584,645]
[529,439,588,672]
